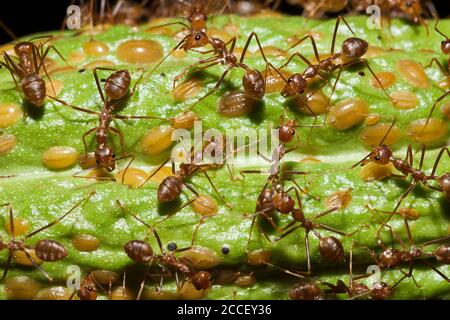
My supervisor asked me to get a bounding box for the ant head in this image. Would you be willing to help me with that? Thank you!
[78,281,97,300]
[281,74,307,97]
[273,192,295,214]
[371,282,393,300]
[183,31,209,50]
[278,119,296,143]
[369,146,392,165]
[441,39,450,55]
[188,12,207,31]
[342,37,368,59]
[191,271,212,290]
[95,147,116,171]
[15,42,34,56]
[438,173,450,195]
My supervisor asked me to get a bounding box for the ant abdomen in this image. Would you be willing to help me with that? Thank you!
[438,174,450,199]
[34,240,68,261]
[288,282,322,300]
[157,176,183,202]
[242,69,265,100]
[105,70,131,100]
[379,248,402,268]
[123,240,153,263]
[21,74,46,107]
[319,236,344,262]
[342,37,368,59]
[434,245,450,264]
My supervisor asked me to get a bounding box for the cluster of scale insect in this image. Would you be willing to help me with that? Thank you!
[0,0,449,300]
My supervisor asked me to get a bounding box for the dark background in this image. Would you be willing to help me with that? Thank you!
[0,0,448,44]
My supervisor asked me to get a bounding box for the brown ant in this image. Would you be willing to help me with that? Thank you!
[178,32,272,110]
[145,0,229,75]
[0,192,94,281]
[270,16,391,117]
[138,138,231,213]
[352,121,450,224]
[240,116,320,244]
[48,67,160,173]
[361,215,450,287]
[0,36,69,108]
[117,201,212,299]
[323,242,394,300]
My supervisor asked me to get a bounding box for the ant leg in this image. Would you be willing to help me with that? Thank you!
[315,223,347,236]
[421,259,450,282]
[147,34,190,76]
[384,181,418,225]
[286,35,320,62]
[34,45,56,96]
[239,169,263,178]
[280,52,314,70]
[425,58,448,77]
[1,56,26,103]
[145,20,189,31]
[403,144,414,168]
[420,90,450,137]
[137,263,152,300]
[330,16,356,55]
[273,224,302,242]
[0,252,12,281]
[421,235,450,248]
[189,67,232,111]
[172,57,219,90]
[418,145,426,171]
[431,146,449,177]
[0,18,16,39]
[92,67,107,104]
[202,170,232,208]
[25,192,95,239]
[311,206,339,221]
[108,127,125,154]
[116,200,164,253]
[23,248,53,281]
[81,128,97,156]
[239,32,269,64]
[137,158,171,188]
[338,59,392,103]
[48,96,99,115]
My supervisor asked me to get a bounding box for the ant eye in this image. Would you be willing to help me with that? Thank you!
[375,155,381,160]
[112,153,116,158]
[195,35,201,40]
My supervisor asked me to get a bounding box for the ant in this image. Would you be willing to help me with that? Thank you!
[178,32,272,111]
[49,67,160,173]
[0,192,94,281]
[138,137,231,210]
[269,16,391,120]
[421,18,450,135]
[240,116,320,244]
[0,36,69,108]
[117,201,212,300]
[145,0,231,75]
[352,120,450,224]
[360,214,450,287]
